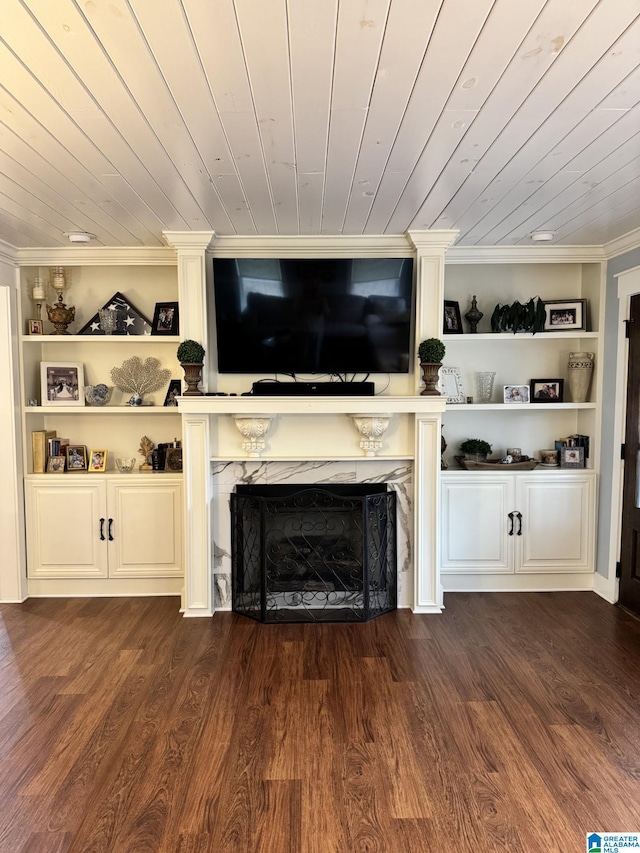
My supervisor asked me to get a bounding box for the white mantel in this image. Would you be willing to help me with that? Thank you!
[179,394,446,618]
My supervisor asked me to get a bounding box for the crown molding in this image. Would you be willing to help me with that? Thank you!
[447,244,607,264]
[15,246,177,266]
[604,227,640,260]
[163,231,215,252]
[209,234,415,257]
[406,230,459,251]
[0,239,18,265]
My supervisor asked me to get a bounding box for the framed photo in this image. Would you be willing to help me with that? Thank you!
[66,445,87,471]
[443,300,463,334]
[28,319,43,335]
[543,299,586,332]
[88,449,108,473]
[560,446,585,469]
[164,379,182,407]
[164,447,183,472]
[152,302,180,336]
[47,456,66,473]
[439,366,465,403]
[530,378,564,403]
[41,362,85,406]
[503,385,530,404]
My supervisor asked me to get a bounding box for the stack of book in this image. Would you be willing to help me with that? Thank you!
[31,430,69,473]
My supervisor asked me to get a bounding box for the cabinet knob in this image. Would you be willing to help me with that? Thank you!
[507,511,515,536]
[516,511,523,535]
[99,518,105,541]
[108,518,114,541]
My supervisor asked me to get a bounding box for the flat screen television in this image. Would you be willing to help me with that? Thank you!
[212,257,414,374]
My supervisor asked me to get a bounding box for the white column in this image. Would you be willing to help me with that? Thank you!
[164,232,215,615]
[181,413,213,615]
[0,253,27,602]
[413,413,444,613]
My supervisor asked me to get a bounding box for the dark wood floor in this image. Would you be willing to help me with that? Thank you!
[1,593,639,852]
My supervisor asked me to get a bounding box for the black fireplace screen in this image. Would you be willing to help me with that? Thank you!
[231,484,397,623]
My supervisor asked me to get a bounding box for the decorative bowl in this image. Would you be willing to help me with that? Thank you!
[115,457,136,474]
[84,384,113,406]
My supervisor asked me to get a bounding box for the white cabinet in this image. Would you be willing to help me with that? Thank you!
[441,471,596,576]
[26,476,183,579]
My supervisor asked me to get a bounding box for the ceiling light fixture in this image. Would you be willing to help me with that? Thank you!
[531,231,555,242]
[64,231,96,243]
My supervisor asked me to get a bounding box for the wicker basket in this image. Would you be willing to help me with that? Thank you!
[454,455,539,471]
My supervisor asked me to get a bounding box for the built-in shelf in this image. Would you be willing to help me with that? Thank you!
[22,335,179,343]
[445,402,597,411]
[445,332,599,341]
[24,406,180,414]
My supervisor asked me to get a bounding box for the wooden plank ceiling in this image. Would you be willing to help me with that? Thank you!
[1,0,639,248]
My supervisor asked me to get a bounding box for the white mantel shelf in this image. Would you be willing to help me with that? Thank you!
[177,395,447,415]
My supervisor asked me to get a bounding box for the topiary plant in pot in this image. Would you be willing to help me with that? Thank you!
[177,339,205,396]
[460,437,492,461]
[418,338,446,396]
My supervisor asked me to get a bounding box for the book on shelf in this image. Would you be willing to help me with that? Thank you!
[32,429,56,474]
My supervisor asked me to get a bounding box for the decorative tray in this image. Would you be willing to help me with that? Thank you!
[454,456,539,471]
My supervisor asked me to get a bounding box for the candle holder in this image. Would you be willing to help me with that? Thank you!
[46,266,75,334]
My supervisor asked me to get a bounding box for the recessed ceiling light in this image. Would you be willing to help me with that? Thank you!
[531,231,555,242]
[64,231,96,243]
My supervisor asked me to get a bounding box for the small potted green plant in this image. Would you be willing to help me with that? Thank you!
[177,339,205,396]
[460,438,492,462]
[418,338,446,396]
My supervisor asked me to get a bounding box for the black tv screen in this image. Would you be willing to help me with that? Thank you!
[212,257,414,374]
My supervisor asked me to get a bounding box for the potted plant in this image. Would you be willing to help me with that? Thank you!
[418,337,446,396]
[177,339,205,396]
[460,438,493,462]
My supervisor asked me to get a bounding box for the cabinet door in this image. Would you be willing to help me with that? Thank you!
[441,476,514,573]
[25,480,108,577]
[516,474,595,572]
[107,481,183,577]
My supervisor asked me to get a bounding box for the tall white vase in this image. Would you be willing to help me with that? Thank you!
[567,352,594,403]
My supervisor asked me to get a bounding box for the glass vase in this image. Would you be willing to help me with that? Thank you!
[475,371,496,403]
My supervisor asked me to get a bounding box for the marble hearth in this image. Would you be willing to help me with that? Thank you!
[178,396,446,617]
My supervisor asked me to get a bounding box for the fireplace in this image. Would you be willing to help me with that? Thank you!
[231,483,397,623]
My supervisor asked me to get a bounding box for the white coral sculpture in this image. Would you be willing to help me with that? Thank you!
[111,356,171,397]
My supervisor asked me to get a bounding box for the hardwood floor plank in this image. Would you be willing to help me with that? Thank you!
[1,593,640,852]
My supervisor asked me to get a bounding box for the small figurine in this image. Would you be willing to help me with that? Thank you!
[464,294,483,333]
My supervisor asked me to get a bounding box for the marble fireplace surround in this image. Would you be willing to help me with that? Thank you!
[179,395,446,616]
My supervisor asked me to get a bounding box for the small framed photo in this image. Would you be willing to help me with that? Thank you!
[439,366,465,403]
[28,319,43,335]
[66,445,88,471]
[530,378,564,403]
[88,449,108,472]
[47,456,66,473]
[560,446,585,468]
[543,299,586,332]
[503,385,530,404]
[152,302,179,336]
[41,362,85,406]
[443,300,463,334]
[164,447,183,472]
[164,379,182,407]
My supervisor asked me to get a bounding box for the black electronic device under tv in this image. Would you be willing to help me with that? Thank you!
[211,257,414,374]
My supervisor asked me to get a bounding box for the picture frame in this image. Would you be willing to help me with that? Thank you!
[66,445,88,472]
[164,379,182,407]
[41,362,85,406]
[560,446,585,469]
[152,302,180,336]
[530,378,564,403]
[443,300,463,334]
[439,366,465,403]
[543,299,587,332]
[47,456,66,473]
[28,319,43,335]
[88,449,108,473]
[164,447,183,472]
[503,385,530,404]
